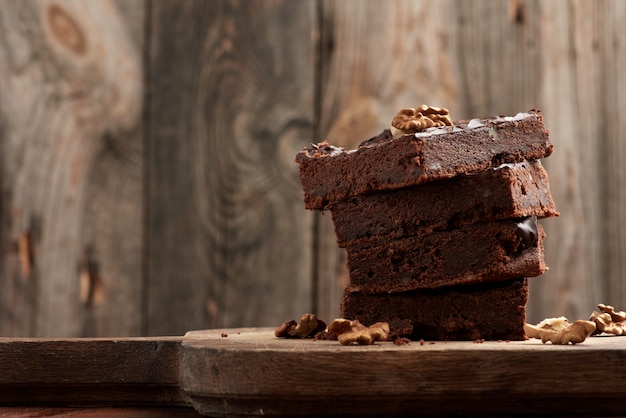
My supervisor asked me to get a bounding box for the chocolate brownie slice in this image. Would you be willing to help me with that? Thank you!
[346,218,545,293]
[295,110,553,210]
[330,160,558,247]
[341,278,529,341]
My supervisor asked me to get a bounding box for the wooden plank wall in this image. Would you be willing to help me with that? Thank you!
[147,0,315,334]
[0,0,625,337]
[0,0,145,337]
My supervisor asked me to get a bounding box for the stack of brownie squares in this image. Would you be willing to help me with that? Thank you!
[295,106,558,341]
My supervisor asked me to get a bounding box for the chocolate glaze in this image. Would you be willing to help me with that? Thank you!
[303,142,344,158]
[359,129,394,148]
[516,217,539,250]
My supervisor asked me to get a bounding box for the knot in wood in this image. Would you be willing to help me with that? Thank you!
[47,3,87,55]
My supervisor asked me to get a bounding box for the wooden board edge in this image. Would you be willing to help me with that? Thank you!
[0,337,187,407]
[180,328,626,416]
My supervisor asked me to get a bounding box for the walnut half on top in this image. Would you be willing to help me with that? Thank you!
[390,105,453,138]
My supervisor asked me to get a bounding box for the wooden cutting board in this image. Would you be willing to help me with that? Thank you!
[181,327,626,416]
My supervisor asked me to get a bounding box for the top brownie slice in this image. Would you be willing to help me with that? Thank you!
[295,110,553,210]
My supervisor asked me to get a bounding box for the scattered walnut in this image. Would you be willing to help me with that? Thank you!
[390,105,453,138]
[596,304,626,321]
[536,316,570,331]
[327,318,356,335]
[590,304,626,335]
[274,314,325,339]
[328,318,390,345]
[524,319,596,345]
[292,313,319,337]
[274,319,297,338]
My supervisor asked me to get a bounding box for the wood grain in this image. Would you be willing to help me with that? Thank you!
[448,0,543,119]
[147,0,316,335]
[182,328,626,416]
[0,0,144,337]
[318,0,458,146]
[528,1,609,322]
[0,336,184,406]
[0,408,201,417]
[592,1,626,311]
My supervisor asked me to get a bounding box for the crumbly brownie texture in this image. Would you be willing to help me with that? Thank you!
[330,160,558,247]
[341,278,529,341]
[295,110,553,210]
[346,218,545,293]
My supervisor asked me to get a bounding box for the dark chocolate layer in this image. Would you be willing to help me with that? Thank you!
[341,278,529,341]
[345,218,546,293]
[330,160,558,247]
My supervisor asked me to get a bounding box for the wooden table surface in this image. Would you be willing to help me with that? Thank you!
[3,328,626,416]
[182,328,626,417]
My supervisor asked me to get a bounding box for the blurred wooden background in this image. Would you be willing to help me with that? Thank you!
[0,0,624,337]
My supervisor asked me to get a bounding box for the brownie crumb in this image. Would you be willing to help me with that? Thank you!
[393,337,411,346]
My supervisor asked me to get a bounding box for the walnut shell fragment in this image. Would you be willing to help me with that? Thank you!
[590,304,626,335]
[524,319,596,345]
[390,105,453,138]
[328,318,390,345]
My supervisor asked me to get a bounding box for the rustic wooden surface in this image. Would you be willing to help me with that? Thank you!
[0,336,184,406]
[448,0,543,118]
[0,408,201,417]
[1,0,626,337]
[182,327,626,416]
[528,1,626,323]
[146,0,315,334]
[3,328,626,416]
[0,0,145,337]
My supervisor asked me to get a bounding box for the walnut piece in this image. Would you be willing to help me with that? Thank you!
[274,319,297,338]
[524,319,596,345]
[390,105,453,138]
[328,318,390,345]
[536,316,570,331]
[274,314,326,338]
[590,304,626,335]
[292,313,319,337]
